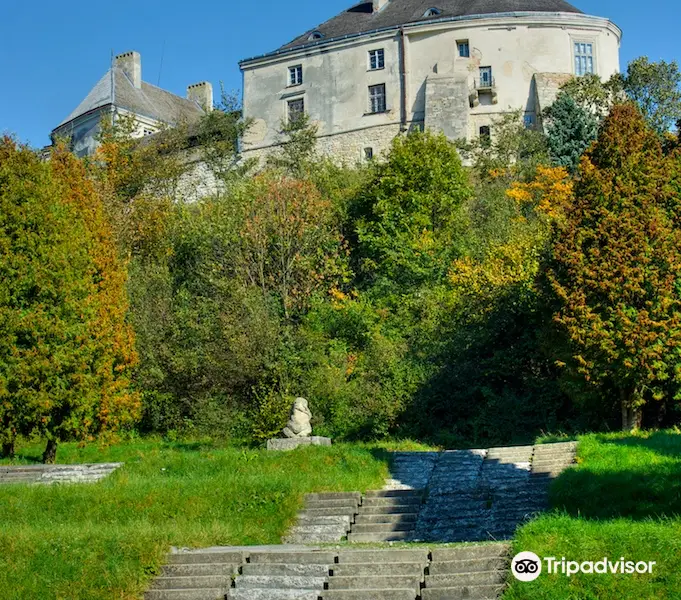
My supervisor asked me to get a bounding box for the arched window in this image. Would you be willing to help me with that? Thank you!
[423,7,441,17]
[308,31,324,41]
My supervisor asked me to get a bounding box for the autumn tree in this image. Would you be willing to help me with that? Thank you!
[548,104,681,430]
[0,139,138,462]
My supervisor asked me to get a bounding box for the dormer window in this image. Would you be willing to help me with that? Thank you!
[423,7,441,17]
[308,31,324,41]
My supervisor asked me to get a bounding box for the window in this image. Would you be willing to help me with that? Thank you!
[423,7,441,17]
[288,65,303,86]
[287,98,304,123]
[143,129,154,136]
[308,31,324,41]
[368,84,387,114]
[457,40,470,58]
[479,125,491,146]
[479,66,493,88]
[364,147,374,161]
[574,42,594,76]
[369,49,385,71]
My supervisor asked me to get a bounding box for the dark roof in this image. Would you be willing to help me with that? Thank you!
[279,0,584,52]
[54,66,205,131]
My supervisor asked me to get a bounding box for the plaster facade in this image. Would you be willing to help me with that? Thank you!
[240,8,621,163]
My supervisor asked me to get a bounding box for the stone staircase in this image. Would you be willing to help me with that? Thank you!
[284,493,359,543]
[0,463,122,485]
[348,489,424,543]
[146,544,509,600]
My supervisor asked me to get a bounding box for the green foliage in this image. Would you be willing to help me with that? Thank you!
[544,92,599,172]
[268,113,319,177]
[559,72,621,119]
[548,104,681,430]
[354,130,471,289]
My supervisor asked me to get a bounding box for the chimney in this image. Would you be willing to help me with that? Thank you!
[115,51,142,89]
[373,0,389,12]
[187,81,213,112]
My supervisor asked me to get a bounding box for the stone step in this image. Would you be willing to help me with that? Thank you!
[168,551,244,565]
[295,515,351,525]
[332,562,424,578]
[235,575,327,589]
[327,575,421,593]
[363,490,425,498]
[347,531,411,543]
[305,492,361,501]
[305,499,359,510]
[161,563,240,577]
[144,589,227,600]
[321,590,416,600]
[351,522,415,534]
[242,564,329,577]
[361,497,422,507]
[298,508,358,517]
[430,544,510,562]
[337,549,429,564]
[421,584,505,600]
[287,524,349,535]
[229,589,320,600]
[357,505,419,515]
[428,558,507,575]
[248,552,335,564]
[426,570,504,587]
[354,513,418,524]
[283,533,347,544]
[151,575,232,590]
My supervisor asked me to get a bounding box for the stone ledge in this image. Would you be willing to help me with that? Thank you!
[266,437,332,451]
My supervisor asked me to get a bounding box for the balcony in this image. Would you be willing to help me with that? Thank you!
[469,76,498,107]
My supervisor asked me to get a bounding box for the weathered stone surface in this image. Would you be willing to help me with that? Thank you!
[282,397,313,438]
[266,437,331,451]
[0,463,122,486]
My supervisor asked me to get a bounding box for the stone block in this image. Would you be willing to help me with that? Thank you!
[266,437,332,451]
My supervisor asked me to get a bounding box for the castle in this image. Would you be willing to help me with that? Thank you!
[239,0,621,163]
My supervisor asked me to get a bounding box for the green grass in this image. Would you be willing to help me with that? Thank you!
[504,429,681,600]
[0,438,396,600]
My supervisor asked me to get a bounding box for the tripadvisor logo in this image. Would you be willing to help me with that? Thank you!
[511,552,656,581]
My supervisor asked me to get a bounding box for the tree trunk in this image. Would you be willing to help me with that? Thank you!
[621,402,643,431]
[42,439,58,464]
[1,440,14,459]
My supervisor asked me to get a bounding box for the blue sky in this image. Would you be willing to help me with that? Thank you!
[1,0,679,148]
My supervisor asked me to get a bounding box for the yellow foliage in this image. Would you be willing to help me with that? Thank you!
[507,165,573,221]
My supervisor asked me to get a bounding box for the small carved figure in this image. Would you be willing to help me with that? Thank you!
[282,397,312,438]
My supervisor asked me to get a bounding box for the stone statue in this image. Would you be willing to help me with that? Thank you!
[282,397,312,438]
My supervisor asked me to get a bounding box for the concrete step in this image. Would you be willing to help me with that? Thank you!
[168,551,244,565]
[428,558,507,575]
[327,575,421,593]
[421,584,505,600]
[151,575,232,589]
[305,492,361,501]
[235,575,327,589]
[305,499,359,510]
[229,590,320,600]
[161,563,240,577]
[248,551,335,564]
[360,497,422,507]
[321,590,416,600]
[357,505,419,515]
[242,564,328,577]
[347,531,411,543]
[354,513,418,524]
[430,544,510,562]
[286,524,348,535]
[337,549,429,564]
[295,515,351,525]
[426,570,504,587]
[351,522,415,534]
[144,589,227,600]
[298,508,357,517]
[332,562,424,578]
[283,533,347,544]
[363,490,425,498]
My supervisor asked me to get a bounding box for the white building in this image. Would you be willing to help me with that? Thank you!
[239,0,621,163]
[52,51,213,157]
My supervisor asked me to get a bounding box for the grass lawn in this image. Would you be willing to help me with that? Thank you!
[504,429,681,599]
[0,438,412,600]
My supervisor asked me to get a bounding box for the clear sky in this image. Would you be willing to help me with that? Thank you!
[1,0,679,148]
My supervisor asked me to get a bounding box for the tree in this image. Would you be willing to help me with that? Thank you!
[559,73,621,119]
[544,92,599,173]
[548,104,681,430]
[354,131,471,289]
[267,113,319,177]
[620,57,681,136]
[0,140,139,462]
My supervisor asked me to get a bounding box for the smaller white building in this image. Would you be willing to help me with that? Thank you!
[52,51,213,157]
[239,0,622,164]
